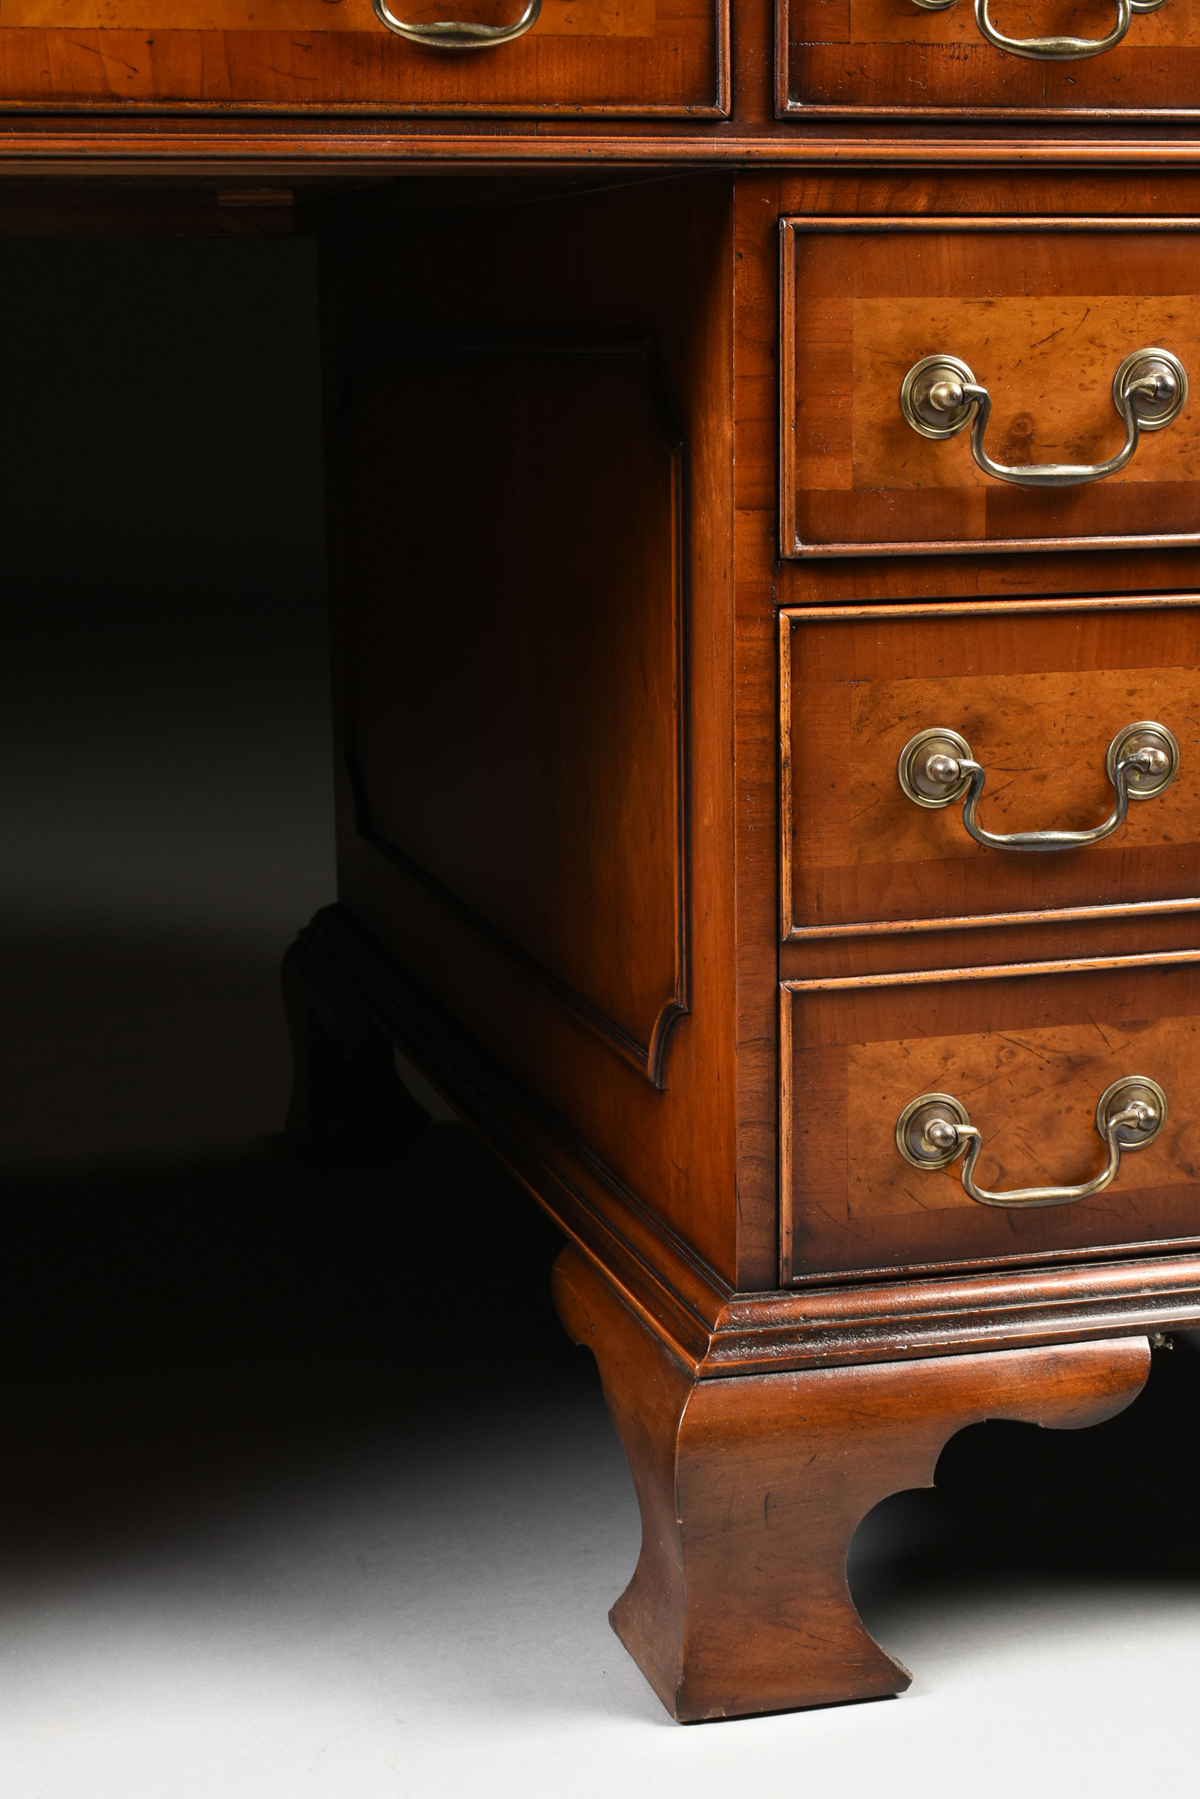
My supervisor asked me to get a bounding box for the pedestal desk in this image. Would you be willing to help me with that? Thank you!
[16,0,1200,1723]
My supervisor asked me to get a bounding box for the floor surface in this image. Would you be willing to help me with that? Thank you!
[1,1143,1199,1799]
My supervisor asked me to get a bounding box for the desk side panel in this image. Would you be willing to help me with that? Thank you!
[320,176,747,1286]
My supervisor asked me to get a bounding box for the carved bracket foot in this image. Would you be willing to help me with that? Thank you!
[553,1246,1151,1722]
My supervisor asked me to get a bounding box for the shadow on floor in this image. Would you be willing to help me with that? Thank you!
[1,1108,1198,1632]
[0,1123,573,1569]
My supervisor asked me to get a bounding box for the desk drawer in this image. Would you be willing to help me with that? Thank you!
[780,219,1200,569]
[782,599,1200,938]
[778,0,1196,121]
[781,958,1200,1281]
[0,0,727,115]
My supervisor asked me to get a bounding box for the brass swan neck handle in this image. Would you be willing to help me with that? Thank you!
[896,1078,1168,1210]
[897,721,1180,853]
[372,0,541,48]
[899,347,1187,489]
[910,0,1168,62]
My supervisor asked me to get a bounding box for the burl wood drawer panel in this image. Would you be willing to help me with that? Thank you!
[782,958,1200,1281]
[778,0,1199,120]
[0,0,727,115]
[780,220,1200,567]
[782,599,1200,939]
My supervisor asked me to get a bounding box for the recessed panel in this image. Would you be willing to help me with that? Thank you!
[341,338,688,1086]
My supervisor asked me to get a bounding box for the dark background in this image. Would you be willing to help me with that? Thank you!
[0,235,565,1562]
[0,237,1195,1754]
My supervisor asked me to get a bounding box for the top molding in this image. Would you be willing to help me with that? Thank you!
[4,130,1200,171]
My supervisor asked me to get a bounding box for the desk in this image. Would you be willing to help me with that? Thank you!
[9,0,1200,1723]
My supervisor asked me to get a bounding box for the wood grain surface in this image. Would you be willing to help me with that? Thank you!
[291,906,1200,1369]
[323,177,765,1286]
[781,0,1200,118]
[342,336,688,1087]
[784,960,1200,1279]
[755,173,1200,605]
[3,0,653,31]
[782,221,1200,560]
[0,0,722,112]
[783,601,1200,934]
[555,1243,1151,1719]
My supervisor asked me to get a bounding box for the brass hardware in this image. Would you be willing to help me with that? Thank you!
[895,1076,1167,1210]
[895,1092,972,1171]
[896,727,976,808]
[899,346,1187,488]
[909,0,1168,61]
[897,720,1178,851]
[372,0,541,48]
[899,355,979,439]
[1104,720,1180,799]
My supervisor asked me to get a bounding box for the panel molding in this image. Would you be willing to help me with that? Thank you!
[782,946,1200,993]
[343,333,691,1090]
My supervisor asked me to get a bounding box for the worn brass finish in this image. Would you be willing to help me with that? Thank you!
[896,726,975,808]
[909,0,1168,62]
[1104,721,1182,799]
[898,355,979,440]
[898,347,1188,488]
[895,1077,1168,1209]
[1095,1076,1171,1148]
[1110,349,1190,430]
[895,1093,972,1170]
[896,719,1179,850]
[372,0,542,48]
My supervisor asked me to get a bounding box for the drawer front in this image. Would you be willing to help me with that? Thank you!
[781,959,1200,1281]
[0,0,726,115]
[778,0,1197,120]
[782,599,1200,938]
[780,220,1200,565]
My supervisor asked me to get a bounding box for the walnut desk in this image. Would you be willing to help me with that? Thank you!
[13,0,1200,1724]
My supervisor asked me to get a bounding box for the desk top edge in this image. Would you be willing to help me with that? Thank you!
[3,129,1200,172]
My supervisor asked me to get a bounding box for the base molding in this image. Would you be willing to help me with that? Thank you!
[286,905,1200,1377]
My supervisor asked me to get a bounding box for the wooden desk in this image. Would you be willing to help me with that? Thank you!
[10,0,1200,1723]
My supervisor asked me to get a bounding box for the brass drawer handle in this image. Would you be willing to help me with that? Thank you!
[910,0,1167,62]
[899,346,1187,488]
[897,720,1179,852]
[896,1077,1167,1210]
[372,0,541,48]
